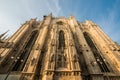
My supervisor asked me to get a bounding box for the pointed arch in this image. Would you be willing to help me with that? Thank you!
[83,32,110,72]
[58,30,65,49]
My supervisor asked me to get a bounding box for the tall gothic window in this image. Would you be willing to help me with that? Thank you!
[57,30,67,69]
[58,30,65,49]
[12,30,38,71]
[83,32,110,72]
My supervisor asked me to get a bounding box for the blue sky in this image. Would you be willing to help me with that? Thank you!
[0,0,120,44]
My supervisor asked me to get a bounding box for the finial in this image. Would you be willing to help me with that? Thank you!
[1,34,8,40]
[0,30,9,39]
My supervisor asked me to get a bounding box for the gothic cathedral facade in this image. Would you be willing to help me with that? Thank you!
[0,14,120,80]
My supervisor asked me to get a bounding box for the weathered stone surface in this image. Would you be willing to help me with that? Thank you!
[0,14,120,80]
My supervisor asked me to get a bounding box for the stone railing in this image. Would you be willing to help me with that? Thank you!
[20,72,34,80]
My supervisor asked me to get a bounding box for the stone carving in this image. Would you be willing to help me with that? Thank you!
[0,14,120,80]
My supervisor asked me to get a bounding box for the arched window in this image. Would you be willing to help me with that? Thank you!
[58,31,65,49]
[12,30,38,71]
[83,32,110,72]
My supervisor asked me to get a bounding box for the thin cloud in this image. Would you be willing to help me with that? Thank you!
[0,0,62,36]
[44,0,62,16]
[0,0,119,44]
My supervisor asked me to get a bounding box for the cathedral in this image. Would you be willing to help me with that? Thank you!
[0,14,120,80]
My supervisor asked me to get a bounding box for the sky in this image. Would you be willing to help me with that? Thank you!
[0,0,120,44]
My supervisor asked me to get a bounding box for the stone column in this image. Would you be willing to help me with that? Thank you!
[86,23,120,73]
[69,17,103,80]
[21,14,52,80]
[43,24,57,80]
[66,24,82,80]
